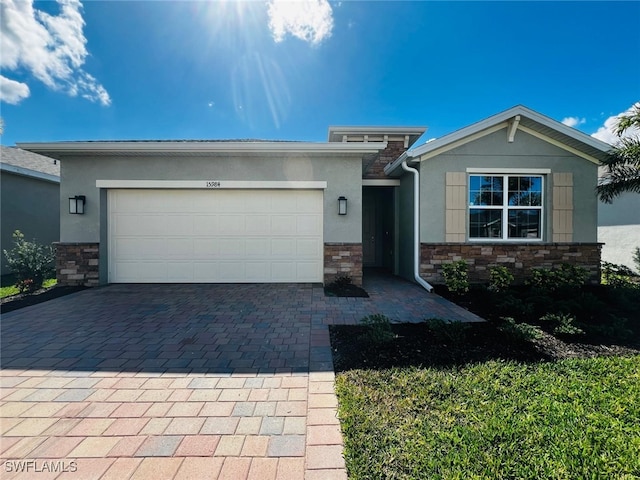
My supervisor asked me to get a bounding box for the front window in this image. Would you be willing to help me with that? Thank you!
[469,175,543,240]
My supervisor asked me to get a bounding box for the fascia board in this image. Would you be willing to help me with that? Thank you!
[407,105,612,159]
[0,163,60,184]
[327,126,427,140]
[17,141,387,156]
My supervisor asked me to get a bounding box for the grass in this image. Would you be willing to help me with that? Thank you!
[0,278,57,299]
[336,356,640,480]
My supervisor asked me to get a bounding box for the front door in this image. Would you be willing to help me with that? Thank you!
[362,187,394,268]
[363,190,377,265]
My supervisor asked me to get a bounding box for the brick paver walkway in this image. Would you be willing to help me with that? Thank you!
[0,273,481,479]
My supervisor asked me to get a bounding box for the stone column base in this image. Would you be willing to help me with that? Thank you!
[324,243,363,286]
[55,243,100,287]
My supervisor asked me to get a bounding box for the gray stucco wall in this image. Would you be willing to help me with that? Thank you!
[1,172,60,276]
[397,173,415,280]
[59,152,363,245]
[418,128,599,243]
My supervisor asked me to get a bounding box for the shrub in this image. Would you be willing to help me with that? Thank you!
[540,313,585,336]
[360,314,395,344]
[633,247,640,273]
[601,261,639,288]
[441,260,469,295]
[498,317,543,341]
[526,264,589,291]
[588,316,633,342]
[488,265,514,292]
[424,318,470,344]
[2,230,55,293]
[495,294,534,321]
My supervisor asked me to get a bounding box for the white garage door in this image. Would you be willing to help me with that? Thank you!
[108,189,323,283]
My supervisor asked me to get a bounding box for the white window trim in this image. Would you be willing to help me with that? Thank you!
[466,167,551,174]
[468,173,545,242]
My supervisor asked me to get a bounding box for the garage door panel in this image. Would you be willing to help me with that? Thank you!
[271,216,296,235]
[296,215,321,235]
[165,215,194,235]
[245,215,270,234]
[109,189,323,283]
[246,238,269,256]
[218,215,245,234]
[168,262,194,280]
[296,238,320,256]
[193,216,219,235]
[218,238,245,256]
[297,262,321,281]
[165,238,193,257]
[193,238,219,256]
[271,238,295,256]
[245,262,269,281]
[271,262,295,281]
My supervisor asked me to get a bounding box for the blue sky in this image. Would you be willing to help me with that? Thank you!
[1,0,639,147]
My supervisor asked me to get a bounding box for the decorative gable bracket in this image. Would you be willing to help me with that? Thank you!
[507,115,521,143]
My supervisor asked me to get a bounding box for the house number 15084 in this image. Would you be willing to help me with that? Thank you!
[206,181,221,188]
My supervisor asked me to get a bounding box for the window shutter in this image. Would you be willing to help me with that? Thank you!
[552,172,573,242]
[445,172,466,242]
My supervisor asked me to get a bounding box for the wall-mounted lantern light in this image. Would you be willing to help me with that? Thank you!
[338,196,348,215]
[69,195,86,214]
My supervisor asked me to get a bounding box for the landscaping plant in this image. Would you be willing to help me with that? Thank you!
[488,265,514,292]
[2,230,56,293]
[441,259,469,295]
[360,314,395,344]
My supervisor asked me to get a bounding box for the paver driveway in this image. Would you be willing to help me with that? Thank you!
[0,273,481,479]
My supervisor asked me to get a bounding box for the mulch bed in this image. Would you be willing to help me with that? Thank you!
[1,285,87,314]
[324,283,369,298]
[330,322,640,373]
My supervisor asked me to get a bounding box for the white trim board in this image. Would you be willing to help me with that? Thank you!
[362,179,401,186]
[96,180,328,189]
[466,168,551,174]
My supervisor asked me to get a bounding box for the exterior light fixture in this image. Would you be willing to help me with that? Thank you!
[338,196,348,215]
[69,195,86,214]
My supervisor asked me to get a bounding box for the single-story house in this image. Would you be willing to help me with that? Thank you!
[18,105,611,289]
[0,146,60,277]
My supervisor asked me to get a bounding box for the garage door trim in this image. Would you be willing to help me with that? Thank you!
[97,180,327,189]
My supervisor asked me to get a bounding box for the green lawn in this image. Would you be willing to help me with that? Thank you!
[336,356,640,480]
[0,279,57,298]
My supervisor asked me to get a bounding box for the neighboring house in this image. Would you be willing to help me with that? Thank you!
[18,105,610,288]
[0,146,60,277]
[598,192,640,270]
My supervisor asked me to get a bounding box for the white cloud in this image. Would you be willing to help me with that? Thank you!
[561,116,586,128]
[0,75,30,104]
[267,0,334,45]
[591,102,640,145]
[0,0,110,106]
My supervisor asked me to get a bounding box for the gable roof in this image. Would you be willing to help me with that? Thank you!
[0,146,60,183]
[385,105,612,175]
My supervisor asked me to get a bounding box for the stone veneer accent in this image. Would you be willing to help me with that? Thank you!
[55,242,100,287]
[363,140,408,179]
[324,243,363,286]
[420,243,602,285]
